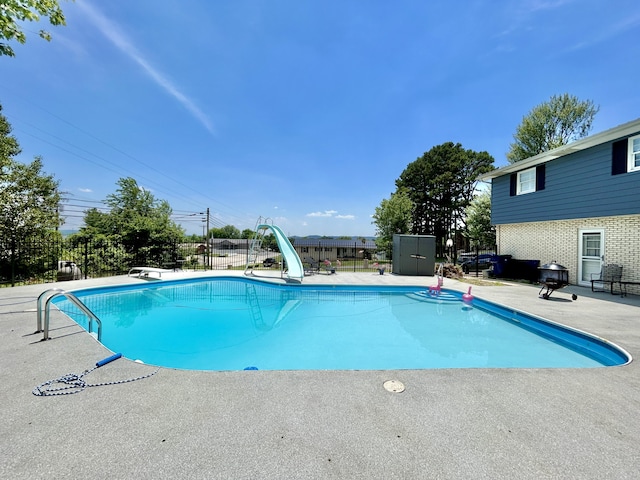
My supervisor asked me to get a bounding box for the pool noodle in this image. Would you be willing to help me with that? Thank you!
[96,353,122,367]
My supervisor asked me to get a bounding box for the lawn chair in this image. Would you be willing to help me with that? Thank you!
[590,264,623,294]
[322,259,336,274]
[303,256,319,275]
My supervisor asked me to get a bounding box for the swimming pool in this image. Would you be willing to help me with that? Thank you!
[53,277,630,371]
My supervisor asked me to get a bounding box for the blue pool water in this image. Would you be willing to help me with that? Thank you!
[54,277,629,371]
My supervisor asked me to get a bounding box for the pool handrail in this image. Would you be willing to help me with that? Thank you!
[36,288,102,342]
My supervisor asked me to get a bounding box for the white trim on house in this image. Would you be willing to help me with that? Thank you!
[516,167,536,195]
[481,118,640,181]
[577,228,605,287]
[628,134,640,172]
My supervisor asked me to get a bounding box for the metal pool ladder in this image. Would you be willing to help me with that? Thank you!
[36,288,102,342]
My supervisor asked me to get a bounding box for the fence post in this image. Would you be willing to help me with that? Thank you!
[353,242,357,272]
[10,238,16,287]
[474,244,479,276]
[83,237,89,279]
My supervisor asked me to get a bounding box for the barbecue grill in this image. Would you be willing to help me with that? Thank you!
[538,262,577,300]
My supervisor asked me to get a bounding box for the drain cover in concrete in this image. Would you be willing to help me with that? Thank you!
[383,380,405,393]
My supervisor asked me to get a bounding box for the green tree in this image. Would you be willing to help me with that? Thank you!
[395,142,494,253]
[262,233,277,252]
[0,0,69,57]
[0,104,20,161]
[372,189,413,258]
[74,177,183,267]
[507,93,599,163]
[0,104,61,243]
[241,228,255,239]
[463,191,495,248]
[0,104,61,283]
[209,225,241,238]
[184,233,203,242]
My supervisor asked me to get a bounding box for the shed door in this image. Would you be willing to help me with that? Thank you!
[578,229,604,287]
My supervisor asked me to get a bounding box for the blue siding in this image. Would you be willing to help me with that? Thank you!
[491,141,640,224]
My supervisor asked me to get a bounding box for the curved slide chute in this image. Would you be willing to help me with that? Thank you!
[257,224,304,282]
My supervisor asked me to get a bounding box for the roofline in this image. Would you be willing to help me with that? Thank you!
[480,118,640,181]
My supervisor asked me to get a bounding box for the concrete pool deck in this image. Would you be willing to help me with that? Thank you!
[1,271,639,479]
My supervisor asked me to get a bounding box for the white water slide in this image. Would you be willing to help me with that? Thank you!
[257,223,304,282]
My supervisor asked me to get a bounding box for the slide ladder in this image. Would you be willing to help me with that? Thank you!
[246,282,266,330]
[246,222,265,269]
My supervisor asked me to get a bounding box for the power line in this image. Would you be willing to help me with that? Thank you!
[58,195,228,231]
[3,104,245,232]
[14,124,213,213]
[3,98,249,224]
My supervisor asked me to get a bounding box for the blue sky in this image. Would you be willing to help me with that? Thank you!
[1,0,639,236]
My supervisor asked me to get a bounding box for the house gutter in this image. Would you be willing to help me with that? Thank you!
[481,117,640,181]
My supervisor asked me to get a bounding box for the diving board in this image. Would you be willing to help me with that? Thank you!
[128,267,172,279]
[256,223,305,282]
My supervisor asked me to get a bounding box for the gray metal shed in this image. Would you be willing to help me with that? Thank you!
[392,234,436,276]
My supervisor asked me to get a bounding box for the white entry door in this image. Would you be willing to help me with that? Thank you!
[578,229,604,286]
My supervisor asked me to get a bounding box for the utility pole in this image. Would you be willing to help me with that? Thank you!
[206,208,210,269]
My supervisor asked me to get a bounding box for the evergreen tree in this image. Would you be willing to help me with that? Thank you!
[394,142,494,252]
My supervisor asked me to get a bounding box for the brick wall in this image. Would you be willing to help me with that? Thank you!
[496,214,640,294]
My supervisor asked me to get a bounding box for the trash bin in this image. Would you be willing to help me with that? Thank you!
[513,259,540,282]
[491,256,540,282]
[490,255,512,277]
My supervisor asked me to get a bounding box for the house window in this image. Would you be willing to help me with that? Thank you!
[628,135,640,172]
[517,168,536,195]
[612,135,640,175]
[509,165,545,196]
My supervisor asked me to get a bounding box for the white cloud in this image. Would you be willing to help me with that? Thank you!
[78,187,93,193]
[564,13,640,52]
[524,0,574,13]
[335,214,355,220]
[307,210,338,217]
[77,3,215,135]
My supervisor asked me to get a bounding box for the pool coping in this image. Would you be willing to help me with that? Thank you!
[2,270,640,479]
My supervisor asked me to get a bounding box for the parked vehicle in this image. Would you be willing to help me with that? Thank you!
[458,253,495,274]
[263,257,277,267]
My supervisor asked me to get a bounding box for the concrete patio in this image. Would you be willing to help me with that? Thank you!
[1,271,638,479]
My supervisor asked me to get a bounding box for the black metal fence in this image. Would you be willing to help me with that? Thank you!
[0,236,188,286]
[454,245,498,277]
[0,236,390,287]
[1,234,501,287]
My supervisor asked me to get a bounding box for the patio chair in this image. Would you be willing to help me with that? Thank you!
[322,259,336,275]
[303,257,319,275]
[590,264,623,294]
